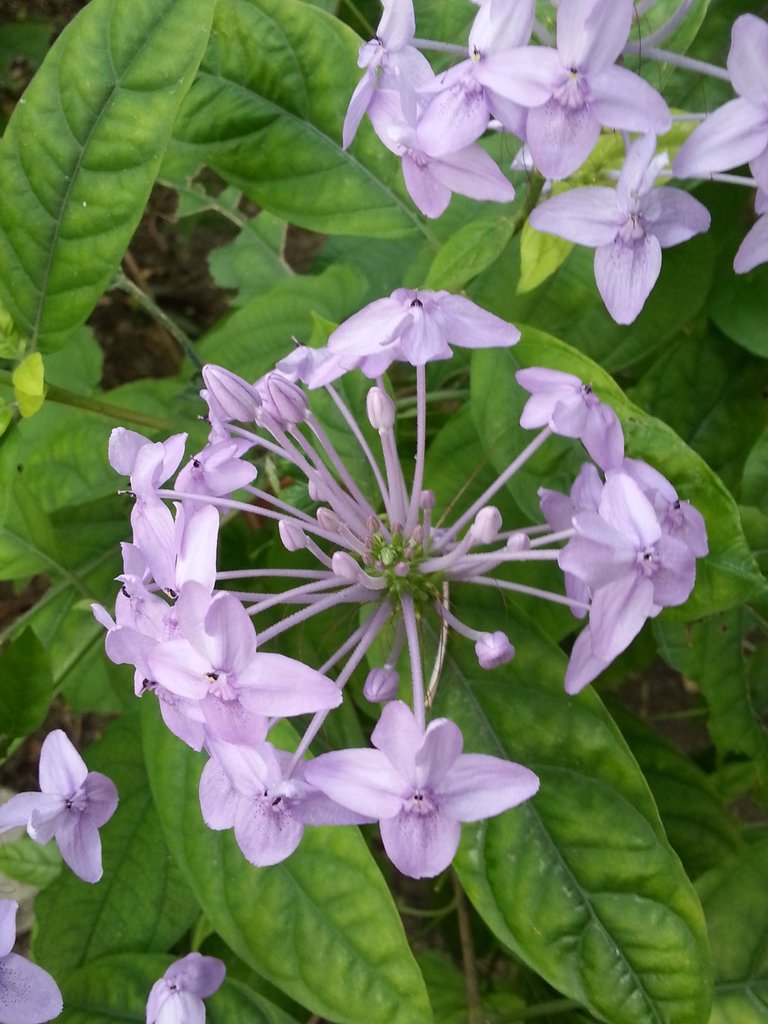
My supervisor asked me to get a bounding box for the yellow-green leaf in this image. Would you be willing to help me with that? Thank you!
[12,352,45,417]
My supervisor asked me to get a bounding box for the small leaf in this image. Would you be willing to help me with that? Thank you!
[12,352,45,418]
[518,220,574,294]
[425,213,515,291]
[0,836,62,889]
[0,627,53,738]
[33,712,199,975]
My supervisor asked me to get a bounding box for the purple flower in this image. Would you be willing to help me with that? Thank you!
[0,900,62,1024]
[673,14,768,189]
[529,134,711,323]
[305,701,538,878]
[0,731,118,884]
[307,289,519,386]
[146,953,225,1024]
[476,0,670,178]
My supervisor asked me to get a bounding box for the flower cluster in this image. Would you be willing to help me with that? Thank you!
[94,289,707,879]
[345,0,768,321]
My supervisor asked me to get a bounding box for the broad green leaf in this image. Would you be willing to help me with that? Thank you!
[33,713,198,974]
[742,426,768,515]
[434,592,712,1024]
[630,326,768,493]
[425,212,516,291]
[208,213,291,306]
[0,836,61,889]
[168,0,430,239]
[0,627,53,739]
[470,332,765,618]
[709,264,768,358]
[59,953,299,1024]
[198,265,367,378]
[655,611,768,782]
[518,220,574,294]
[0,0,216,351]
[142,706,433,1024]
[12,352,45,417]
[696,836,768,1024]
[612,704,742,879]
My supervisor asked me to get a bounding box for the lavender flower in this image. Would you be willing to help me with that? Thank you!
[0,901,62,1024]
[0,731,118,884]
[305,701,538,878]
[529,134,710,323]
[146,953,225,1024]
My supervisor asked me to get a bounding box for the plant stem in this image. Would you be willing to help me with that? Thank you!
[452,872,482,1024]
[0,370,171,430]
[113,268,203,371]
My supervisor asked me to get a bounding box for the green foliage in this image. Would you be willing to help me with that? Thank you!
[0,627,53,743]
[142,706,433,1024]
[0,0,216,351]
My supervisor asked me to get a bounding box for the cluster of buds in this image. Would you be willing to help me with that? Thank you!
[93,288,707,879]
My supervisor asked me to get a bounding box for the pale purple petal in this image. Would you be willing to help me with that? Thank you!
[371,700,422,778]
[378,0,415,50]
[402,156,452,218]
[416,73,490,156]
[108,428,149,476]
[39,731,88,797]
[564,627,607,694]
[582,403,624,471]
[201,696,268,746]
[429,145,516,203]
[0,793,48,834]
[734,213,768,272]
[438,294,520,348]
[589,66,671,134]
[158,693,206,752]
[343,72,376,149]
[589,574,655,662]
[529,187,623,246]
[416,719,463,784]
[81,772,119,829]
[558,0,632,71]
[233,798,304,867]
[147,640,211,700]
[593,234,662,324]
[0,951,63,1024]
[728,14,768,102]
[55,813,103,883]
[305,749,406,818]
[641,187,711,247]
[673,98,768,179]
[380,807,461,878]
[526,99,601,180]
[469,0,534,54]
[599,473,661,549]
[652,535,696,606]
[0,902,16,958]
[437,754,539,821]
[199,758,237,830]
[174,504,219,592]
[165,953,226,1000]
[237,654,342,716]
[475,46,562,107]
[27,801,67,845]
[202,593,257,675]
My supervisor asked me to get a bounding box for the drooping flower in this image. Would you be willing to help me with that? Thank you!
[0,900,63,1024]
[306,701,539,878]
[146,953,225,1024]
[529,134,710,323]
[0,731,118,884]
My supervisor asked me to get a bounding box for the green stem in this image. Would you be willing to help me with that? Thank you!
[113,269,202,371]
[0,370,172,430]
[500,998,581,1021]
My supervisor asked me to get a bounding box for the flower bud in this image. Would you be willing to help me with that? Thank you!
[506,531,531,552]
[472,506,502,544]
[317,507,341,533]
[261,373,308,426]
[279,519,307,552]
[420,490,436,511]
[475,631,515,670]
[332,551,361,581]
[363,665,399,703]
[366,387,395,431]
[202,365,261,423]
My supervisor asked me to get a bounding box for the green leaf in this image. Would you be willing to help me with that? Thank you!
[655,611,768,782]
[611,704,742,879]
[0,0,216,351]
[433,593,712,1024]
[425,212,516,291]
[696,836,768,1024]
[470,332,765,619]
[518,220,574,294]
[0,835,62,888]
[709,264,768,358]
[208,213,291,306]
[142,705,433,1024]
[168,0,430,239]
[742,426,768,515]
[33,712,198,975]
[12,352,45,417]
[0,627,53,738]
[58,953,299,1024]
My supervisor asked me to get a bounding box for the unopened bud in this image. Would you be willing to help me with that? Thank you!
[506,531,531,552]
[332,551,361,581]
[394,561,409,577]
[472,506,502,544]
[317,507,341,533]
[475,631,515,670]
[279,519,307,552]
[363,665,399,703]
[202,365,261,423]
[366,387,395,431]
[420,490,436,511]
[262,373,308,426]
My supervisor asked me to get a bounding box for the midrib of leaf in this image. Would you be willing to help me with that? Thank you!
[194,68,439,246]
[28,0,180,343]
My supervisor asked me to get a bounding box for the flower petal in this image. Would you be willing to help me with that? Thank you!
[728,14,768,102]
[0,951,63,1024]
[55,812,104,883]
[39,731,88,797]
[593,234,662,324]
[589,574,655,662]
[558,0,632,71]
[305,749,406,819]
[526,98,601,179]
[642,187,711,247]
[437,754,539,822]
[734,213,768,273]
[380,807,460,878]
[589,65,671,134]
[529,187,623,246]
[673,97,768,179]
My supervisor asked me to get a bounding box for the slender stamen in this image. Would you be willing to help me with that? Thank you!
[255,585,374,646]
[307,414,380,521]
[401,594,426,731]
[326,383,392,529]
[405,365,427,535]
[246,577,344,616]
[528,528,575,548]
[465,575,590,612]
[624,0,694,52]
[412,37,467,54]
[379,426,409,525]
[637,46,731,80]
